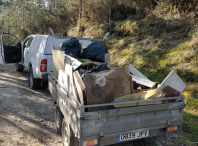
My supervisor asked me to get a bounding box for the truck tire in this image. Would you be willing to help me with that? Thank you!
[29,66,41,89]
[15,63,24,72]
[62,118,78,146]
[55,105,64,135]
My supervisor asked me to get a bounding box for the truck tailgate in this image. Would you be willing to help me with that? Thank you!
[80,98,184,141]
[47,55,53,73]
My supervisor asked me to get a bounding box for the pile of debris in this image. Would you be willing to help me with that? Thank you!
[53,38,186,111]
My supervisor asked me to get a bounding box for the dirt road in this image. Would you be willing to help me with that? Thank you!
[0,64,163,146]
[0,64,62,146]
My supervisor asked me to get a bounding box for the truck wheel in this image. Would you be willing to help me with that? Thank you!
[62,118,77,146]
[29,66,41,89]
[15,63,24,72]
[55,105,64,135]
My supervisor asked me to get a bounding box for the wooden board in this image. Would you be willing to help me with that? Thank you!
[159,70,186,92]
[132,75,155,88]
[52,48,65,76]
[128,64,150,80]
[73,71,85,91]
[84,67,132,111]
[114,88,163,108]
[162,85,180,102]
[73,73,84,104]
[65,64,78,101]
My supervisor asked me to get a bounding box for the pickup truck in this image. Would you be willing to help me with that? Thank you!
[0,33,96,89]
[48,40,185,146]
[0,33,68,89]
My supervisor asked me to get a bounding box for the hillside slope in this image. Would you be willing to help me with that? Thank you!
[68,13,198,145]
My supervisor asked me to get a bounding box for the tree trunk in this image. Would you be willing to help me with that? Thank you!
[109,0,113,31]
[79,0,82,31]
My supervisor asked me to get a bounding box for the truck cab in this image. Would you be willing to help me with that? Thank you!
[0,33,66,89]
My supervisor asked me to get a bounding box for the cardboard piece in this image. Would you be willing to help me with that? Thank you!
[159,70,186,93]
[114,88,164,108]
[84,67,132,111]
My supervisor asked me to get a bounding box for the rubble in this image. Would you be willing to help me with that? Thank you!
[53,38,186,111]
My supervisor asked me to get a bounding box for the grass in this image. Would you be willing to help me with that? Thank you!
[67,9,198,145]
[106,16,198,144]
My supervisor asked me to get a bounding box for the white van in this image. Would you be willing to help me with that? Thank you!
[0,33,103,89]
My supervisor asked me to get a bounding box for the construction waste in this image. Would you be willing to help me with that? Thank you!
[53,39,186,111]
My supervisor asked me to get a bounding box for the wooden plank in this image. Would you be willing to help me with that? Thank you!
[73,73,84,104]
[58,70,68,92]
[73,71,85,91]
[65,64,78,101]
[151,82,159,89]
[132,75,155,88]
[64,55,82,70]
[134,89,151,93]
[52,48,65,76]
[114,88,163,108]
[159,70,186,92]
[162,85,180,102]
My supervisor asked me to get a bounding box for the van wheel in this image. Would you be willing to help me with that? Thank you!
[55,105,64,135]
[62,118,78,146]
[15,63,24,72]
[29,66,41,89]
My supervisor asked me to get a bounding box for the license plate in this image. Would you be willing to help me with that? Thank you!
[117,130,149,142]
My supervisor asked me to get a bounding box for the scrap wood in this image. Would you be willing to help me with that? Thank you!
[73,78,81,103]
[132,75,155,88]
[162,85,180,102]
[128,64,150,80]
[114,88,164,108]
[84,67,132,111]
[73,72,84,104]
[162,86,180,97]
[151,82,160,89]
[73,71,85,91]
[159,70,186,93]
[64,55,82,70]
[134,89,150,93]
[65,64,78,101]
[52,49,65,76]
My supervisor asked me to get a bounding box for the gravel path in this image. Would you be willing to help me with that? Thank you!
[0,64,62,146]
[0,64,163,146]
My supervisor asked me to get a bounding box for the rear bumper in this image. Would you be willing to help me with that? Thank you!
[79,125,182,146]
[42,74,48,81]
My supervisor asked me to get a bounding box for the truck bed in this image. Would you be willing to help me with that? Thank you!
[48,72,185,146]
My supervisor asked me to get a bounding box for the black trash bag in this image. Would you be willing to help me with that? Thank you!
[81,42,107,62]
[82,64,110,78]
[59,37,81,57]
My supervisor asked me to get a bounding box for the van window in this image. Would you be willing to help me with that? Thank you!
[23,38,29,46]
[27,37,34,48]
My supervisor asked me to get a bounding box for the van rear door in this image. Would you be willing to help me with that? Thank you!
[1,33,22,63]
